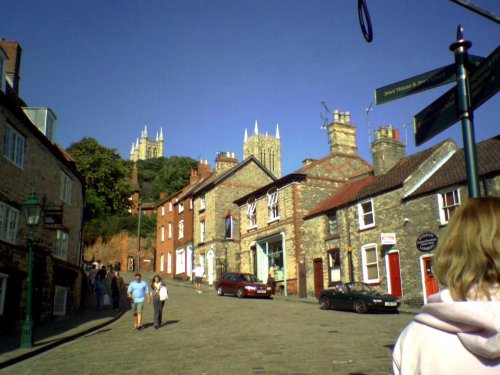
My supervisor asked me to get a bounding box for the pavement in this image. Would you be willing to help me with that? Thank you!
[0,277,420,371]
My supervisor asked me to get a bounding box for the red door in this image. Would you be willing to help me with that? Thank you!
[423,257,440,300]
[313,259,324,299]
[387,252,402,297]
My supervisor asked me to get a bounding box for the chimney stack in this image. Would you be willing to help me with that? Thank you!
[0,40,22,94]
[328,109,357,155]
[371,125,406,176]
[215,152,238,172]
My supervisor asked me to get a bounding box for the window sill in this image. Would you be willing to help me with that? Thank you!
[325,234,340,241]
[247,225,258,232]
[358,225,376,233]
[267,217,280,225]
[197,242,205,247]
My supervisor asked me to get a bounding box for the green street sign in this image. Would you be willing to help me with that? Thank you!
[375,55,484,105]
[414,47,499,146]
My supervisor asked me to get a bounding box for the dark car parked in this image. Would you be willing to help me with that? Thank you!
[215,272,273,298]
[319,282,401,313]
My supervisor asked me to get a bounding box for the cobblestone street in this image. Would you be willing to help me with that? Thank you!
[1,282,414,375]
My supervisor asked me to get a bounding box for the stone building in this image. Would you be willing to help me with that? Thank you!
[243,121,282,178]
[190,153,276,285]
[304,127,500,306]
[234,110,372,296]
[129,125,164,161]
[0,41,84,332]
[155,160,211,279]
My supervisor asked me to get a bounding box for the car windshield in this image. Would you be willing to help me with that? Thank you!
[347,282,375,294]
[241,274,260,282]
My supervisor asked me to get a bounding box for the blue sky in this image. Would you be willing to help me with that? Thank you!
[2,0,498,175]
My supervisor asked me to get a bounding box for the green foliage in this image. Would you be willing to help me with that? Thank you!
[151,156,198,199]
[84,214,157,244]
[67,138,134,220]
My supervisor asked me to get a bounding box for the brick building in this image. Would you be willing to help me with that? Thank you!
[155,160,211,279]
[234,111,372,296]
[304,127,500,306]
[190,153,276,285]
[0,41,84,332]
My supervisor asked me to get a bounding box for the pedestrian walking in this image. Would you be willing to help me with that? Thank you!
[267,267,276,295]
[192,264,204,293]
[94,273,105,311]
[111,271,124,311]
[148,274,168,329]
[393,197,500,375]
[127,272,149,330]
[89,264,97,292]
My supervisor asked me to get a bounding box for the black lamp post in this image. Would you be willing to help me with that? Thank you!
[20,190,42,348]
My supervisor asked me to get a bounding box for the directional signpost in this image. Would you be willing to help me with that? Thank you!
[414,46,499,146]
[374,27,499,199]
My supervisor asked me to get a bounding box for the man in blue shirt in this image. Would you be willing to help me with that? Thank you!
[127,273,149,330]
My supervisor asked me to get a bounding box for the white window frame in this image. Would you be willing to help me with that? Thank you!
[53,285,68,316]
[0,201,20,244]
[161,206,165,216]
[176,248,186,274]
[361,243,380,283]
[0,273,8,316]
[167,251,172,273]
[267,189,279,222]
[190,198,193,210]
[328,212,338,236]
[160,253,165,272]
[168,222,172,238]
[200,195,206,210]
[200,220,206,243]
[357,199,375,230]
[161,225,165,242]
[247,199,257,228]
[437,189,461,225]
[179,220,184,239]
[60,171,72,204]
[169,202,172,212]
[3,122,25,168]
[178,201,184,213]
[225,216,233,239]
[53,229,69,260]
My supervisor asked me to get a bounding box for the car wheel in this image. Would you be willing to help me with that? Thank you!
[237,288,244,298]
[354,299,368,314]
[217,286,224,296]
[319,296,331,310]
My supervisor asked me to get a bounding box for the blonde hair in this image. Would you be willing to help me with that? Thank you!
[433,196,500,301]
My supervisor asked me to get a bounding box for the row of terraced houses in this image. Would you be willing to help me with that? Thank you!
[155,109,500,306]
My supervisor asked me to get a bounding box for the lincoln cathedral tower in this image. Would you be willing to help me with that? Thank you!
[243,121,281,178]
[130,125,164,161]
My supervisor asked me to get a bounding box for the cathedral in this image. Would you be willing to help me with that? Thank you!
[130,125,164,161]
[243,121,282,178]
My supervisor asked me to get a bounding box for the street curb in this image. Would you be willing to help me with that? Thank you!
[0,311,125,370]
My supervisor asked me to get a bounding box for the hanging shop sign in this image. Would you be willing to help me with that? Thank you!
[44,207,63,229]
[416,232,438,252]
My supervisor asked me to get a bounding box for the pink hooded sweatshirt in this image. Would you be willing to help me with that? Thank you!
[393,289,500,374]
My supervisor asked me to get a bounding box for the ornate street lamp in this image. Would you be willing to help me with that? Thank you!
[20,190,43,348]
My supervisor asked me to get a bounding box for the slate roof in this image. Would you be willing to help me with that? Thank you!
[406,135,500,199]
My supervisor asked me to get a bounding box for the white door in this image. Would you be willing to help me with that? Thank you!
[53,285,68,316]
[207,250,215,285]
[187,245,193,276]
[256,244,269,282]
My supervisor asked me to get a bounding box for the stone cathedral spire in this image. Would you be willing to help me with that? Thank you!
[130,125,165,161]
[243,120,282,178]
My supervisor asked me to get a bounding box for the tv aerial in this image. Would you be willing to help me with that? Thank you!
[320,101,330,130]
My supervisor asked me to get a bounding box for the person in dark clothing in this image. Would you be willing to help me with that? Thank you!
[111,271,124,311]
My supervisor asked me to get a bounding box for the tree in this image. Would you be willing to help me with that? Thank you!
[66,138,135,220]
[151,156,198,199]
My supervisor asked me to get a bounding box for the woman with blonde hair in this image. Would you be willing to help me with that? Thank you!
[393,196,500,374]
